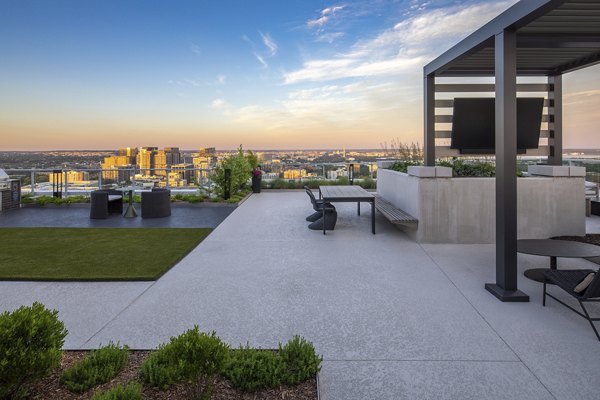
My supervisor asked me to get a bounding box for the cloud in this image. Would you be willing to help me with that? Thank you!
[260,32,278,56]
[307,15,329,29]
[216,75,226,85]
[244,32,277,68]
[190,43,201,56]
[286,1,515,84]
[316,32,345,43]
[253,52,268,68]
[211,98,230,110]
[307,4,346,29]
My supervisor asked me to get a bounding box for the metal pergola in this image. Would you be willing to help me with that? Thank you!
[423,0,600,301]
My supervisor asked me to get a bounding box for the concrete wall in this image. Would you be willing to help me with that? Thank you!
[377,169,585,243]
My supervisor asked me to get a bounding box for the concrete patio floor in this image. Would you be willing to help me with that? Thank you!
[1,192,600,399]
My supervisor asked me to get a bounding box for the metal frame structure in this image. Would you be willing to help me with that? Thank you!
[423,0,600,301]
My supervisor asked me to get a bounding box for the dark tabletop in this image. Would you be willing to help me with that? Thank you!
[319,185,374,201]
[517,239,600,258]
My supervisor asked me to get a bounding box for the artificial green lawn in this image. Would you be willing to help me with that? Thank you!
[0,228,211,281]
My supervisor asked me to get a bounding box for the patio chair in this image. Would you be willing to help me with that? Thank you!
[304,187,337,230]
[90,190,123,219]
[141,188,171,218]
[543,268,600,341]
[304,186,334,222]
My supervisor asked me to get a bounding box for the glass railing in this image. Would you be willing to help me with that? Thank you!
[4,162,379,196]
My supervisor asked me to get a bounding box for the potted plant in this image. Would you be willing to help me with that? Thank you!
[251,166,262,193]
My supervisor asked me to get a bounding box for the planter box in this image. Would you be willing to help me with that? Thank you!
[377,169,585,243]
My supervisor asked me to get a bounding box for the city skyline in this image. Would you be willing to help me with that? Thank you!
[1,0,599,151]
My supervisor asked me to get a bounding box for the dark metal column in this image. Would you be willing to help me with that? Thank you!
[548,75,562,165]
[424,73,436,166]
[485,29,529,302]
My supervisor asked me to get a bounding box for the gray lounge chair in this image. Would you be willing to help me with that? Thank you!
[544,268,600,341]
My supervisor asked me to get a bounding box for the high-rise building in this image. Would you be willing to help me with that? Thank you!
[49,170,90,184]
[171,163,194,184]
[154,147,182,177]
[137,147,158,176]
[163,147,182,165]
[192,148,217,185]
[117,147,138,160]
[101,154,135,181]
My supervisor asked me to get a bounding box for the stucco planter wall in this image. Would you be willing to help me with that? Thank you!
[377,168,585,243]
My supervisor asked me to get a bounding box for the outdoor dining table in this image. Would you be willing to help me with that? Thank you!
[518,239,600,283]
[117,186,139,218]
[318,185,375,235]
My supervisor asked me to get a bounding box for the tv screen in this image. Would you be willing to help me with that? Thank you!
[450,97,544,154]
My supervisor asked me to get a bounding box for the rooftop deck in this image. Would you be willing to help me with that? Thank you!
[1,192,600,399]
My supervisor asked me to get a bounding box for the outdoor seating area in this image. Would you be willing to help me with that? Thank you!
[2,191,600,399]
[89,188,172,219]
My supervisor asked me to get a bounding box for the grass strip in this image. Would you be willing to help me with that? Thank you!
[0,228,211,281]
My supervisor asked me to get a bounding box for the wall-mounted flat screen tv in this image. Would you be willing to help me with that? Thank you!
[450,97,544,154]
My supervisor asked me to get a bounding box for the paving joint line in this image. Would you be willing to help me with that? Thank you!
[78,280,158,349]
[417,242,558,400]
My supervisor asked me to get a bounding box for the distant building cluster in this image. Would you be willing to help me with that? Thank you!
[101,147,217,186]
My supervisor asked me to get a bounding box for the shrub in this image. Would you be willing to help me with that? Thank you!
[140,326,229,390]
[213,145,254,197]
[60,342,129,393]
[388,160,423,173]
[0,302,68,399]
[172,193,205,203]
[224,346,284,392]
[90,382,142,400]
[357,177,376,189]
[279,336,322,385]
[436,159,496,177]
[20,194,34,204]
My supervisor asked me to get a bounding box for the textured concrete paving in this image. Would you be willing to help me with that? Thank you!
[1,192,600,399]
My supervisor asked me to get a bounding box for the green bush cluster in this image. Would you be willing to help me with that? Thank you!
[387,158,524,177]
[436,159,496,177]
[60,342,129,393]
[387,160,424,173]
[90,382,142,400]
[262,177,376,190]
[31,195,90,206]
[212,145,258,198]
[279,336,322,385]
[224,336,322,392]
[0,302,68,399]
[224,346,283,392]
[171,193,206,203]
[140,326,229,390]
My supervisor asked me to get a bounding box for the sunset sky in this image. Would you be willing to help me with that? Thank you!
[1,0,598,150]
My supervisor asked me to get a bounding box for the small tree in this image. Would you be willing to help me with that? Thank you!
[212,145,254,197]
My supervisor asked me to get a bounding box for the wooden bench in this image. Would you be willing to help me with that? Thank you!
[374,195,418,226]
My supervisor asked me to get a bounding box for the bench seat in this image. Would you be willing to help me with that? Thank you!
[374,195,418,225]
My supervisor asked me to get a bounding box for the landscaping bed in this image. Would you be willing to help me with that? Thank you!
[30,351,317,400]
[0,228,211,281]
[2,304,321,400]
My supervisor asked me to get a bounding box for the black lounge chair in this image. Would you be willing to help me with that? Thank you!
[304,187,337,230]
[141,188,171,218]
[544,268,600,341]
[90,189,123,219]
